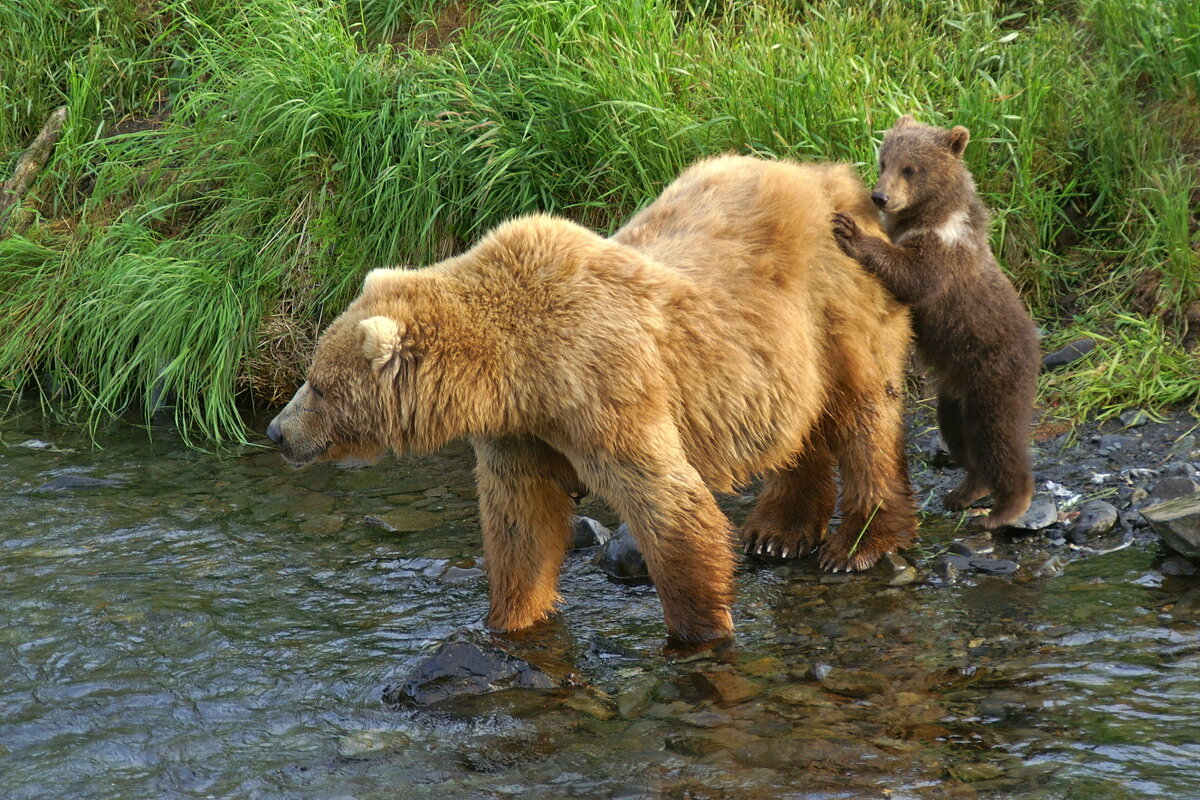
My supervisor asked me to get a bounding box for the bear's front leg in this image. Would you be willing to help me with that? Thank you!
[473,436,578,633]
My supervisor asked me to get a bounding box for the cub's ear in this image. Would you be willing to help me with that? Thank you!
[894,114,917,129]
[358,316,407,377]
[946,125,971,157]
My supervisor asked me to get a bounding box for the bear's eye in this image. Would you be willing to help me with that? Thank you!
[902,165,916,177]
[308,383,325,398]
[879,160,886,171]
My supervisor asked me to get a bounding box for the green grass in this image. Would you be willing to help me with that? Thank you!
[1,0,1197,443]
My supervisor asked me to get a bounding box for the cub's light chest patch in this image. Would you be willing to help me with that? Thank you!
[892,210,973,248]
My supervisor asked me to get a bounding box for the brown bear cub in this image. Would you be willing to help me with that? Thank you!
[832,115,1040,529]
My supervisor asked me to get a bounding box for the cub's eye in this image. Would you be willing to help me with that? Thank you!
[879,160,886,171]
[902,166,916,177]
[308,383,325,398]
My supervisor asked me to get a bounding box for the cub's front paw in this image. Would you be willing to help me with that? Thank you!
[831,212,863,259]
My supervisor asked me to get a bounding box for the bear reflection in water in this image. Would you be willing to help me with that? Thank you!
[267,154,916,642]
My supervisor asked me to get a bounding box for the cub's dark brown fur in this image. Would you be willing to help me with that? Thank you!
[832,115,1040,529]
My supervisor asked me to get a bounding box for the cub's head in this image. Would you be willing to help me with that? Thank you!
[267,294,416,467]
[871,114,971,216]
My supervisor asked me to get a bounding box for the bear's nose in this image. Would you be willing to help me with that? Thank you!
[266,417,283,445]
[870,191,888,209]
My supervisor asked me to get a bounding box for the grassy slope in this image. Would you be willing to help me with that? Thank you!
[0,0,1197,442]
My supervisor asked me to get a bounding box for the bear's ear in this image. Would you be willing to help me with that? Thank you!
[946,125,970,157]
[358,316,407,378]
[894,114,917,129]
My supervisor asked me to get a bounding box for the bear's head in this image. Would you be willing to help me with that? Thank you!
[871,115,971,216]
[267,274,419,467]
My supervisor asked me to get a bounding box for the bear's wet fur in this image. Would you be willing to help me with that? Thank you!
[268,155,917,641]
[832,115,1040,529]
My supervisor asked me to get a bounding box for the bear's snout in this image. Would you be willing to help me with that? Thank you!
[266,415,283,445]
[870,191,889,209]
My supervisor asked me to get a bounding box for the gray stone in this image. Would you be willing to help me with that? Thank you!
[1119,408,1152,429]
[593,523,651,584]
[1097,434,1142,454]
[1161,461,1199,480]
[1149,477,1200,504]
[1066,500,1119,544]
[570,516,612,550]
[932,554,972,582]
[384,638,556,706]
[969,558,1020,575]
[1005,495,1059,532]
[1130,487,1150,506]
[1142,492,1200,560]
[440,566,484,583]
[1041,338,1096,371]
[949,532,994,557]
[1160,556,1200,577]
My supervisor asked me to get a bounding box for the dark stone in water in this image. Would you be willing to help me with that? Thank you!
[968,558,1020,576]
[593,523,651,584]
[384,638,556,707]
[440,566,484,583]
[1067,500,1119,544]
[1041,338,1096,371]
[1004,495,1058,532]
[950,533,994,558]
[570,516,612,550]
[1142,492,1200,561]
[932,554,972,582]
[32,474,123,492]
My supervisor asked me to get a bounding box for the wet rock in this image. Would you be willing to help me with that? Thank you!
[968,558,1020,576]
[808,663,833,681]
[870,552,918,585]
[1004,495,1058,532]
[1070,531,1133,556]
[816,667,891,699]
[1041,338,1096,370]
[364,507,442,533]
[32,474,123,492]
[1130,486,1150,507]
[1160,556,1199,577]
[592,523,651,584]
[949,532,994,558]
[1149,477,1200,504]
[735,738,887,769]
[1142,492,1200,560]
[337,729,411,758]
[1165,435,1199,464]
[570,516,612,550]
[563,692,616,720]
[1066,500,1119,544]
[617,674,659,718]
[1095,434,1143,459]
[384,638,557,706]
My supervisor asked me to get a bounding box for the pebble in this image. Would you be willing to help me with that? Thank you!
[440,566,484,583]
[1004,495,1058,532]
[1119,408,1152,429]
[932,554,972,582]
[1066,499,1119,544]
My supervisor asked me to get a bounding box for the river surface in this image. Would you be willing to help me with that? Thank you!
[2,411,1200,799]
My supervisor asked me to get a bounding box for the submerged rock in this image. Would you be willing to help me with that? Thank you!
[1142,492,1200,560]
[968,558,1019,576]
[364,507,442,532]
[1066,500,1119,544]
[593,523,651,584]
[949,533,994,558]
[32,474,123,492]
[1004,495,1058,532]
[384,637,557,707]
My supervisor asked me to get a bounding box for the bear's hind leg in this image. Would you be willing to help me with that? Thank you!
[572,433,735,642]
[473,436,577,633]
[969,397,1035,529]
[938,393,993,512]
[819,394,918,572]
[741,432,835,559]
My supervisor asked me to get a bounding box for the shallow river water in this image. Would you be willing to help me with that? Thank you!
[3,411,1200,799]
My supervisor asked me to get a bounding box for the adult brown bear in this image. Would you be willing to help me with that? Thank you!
[267,155,916,642]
